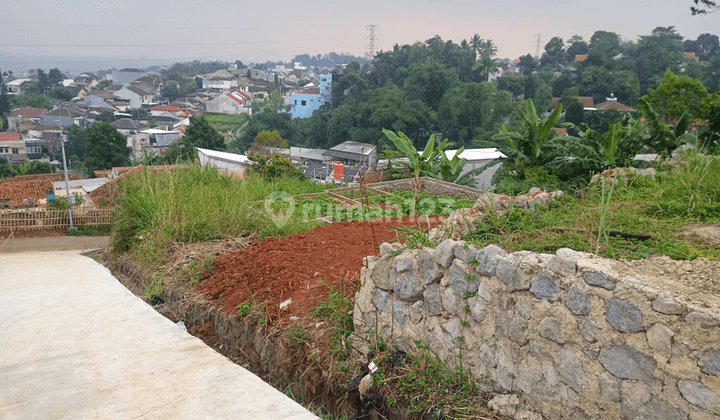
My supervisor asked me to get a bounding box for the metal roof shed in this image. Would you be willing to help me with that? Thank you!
[322,141,377,166]
[196,147,251,174]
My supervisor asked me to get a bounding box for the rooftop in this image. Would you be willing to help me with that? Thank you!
[196,147,251,164]
[445,148,505,161]
[0,179,53,208]
[0,133,21,142]
[149,105,183,112]
[322,141,377,162]
[8,107,46,119]
[595,101,636,112]
[111,119,151,131]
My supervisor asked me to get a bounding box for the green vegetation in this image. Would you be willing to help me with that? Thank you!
[47,193,83,210]
[372,341,492,418]
[464,152,720,261]
[142,273,163,301]
[247,153,305,180]
[383,129,466,212]
[204,112,248,136]
[0,160,57,179]
[65,225,113,236]
[180,255,215,286]
[110,164,331,263]
[369,190,475,217]
[310,280,353,359]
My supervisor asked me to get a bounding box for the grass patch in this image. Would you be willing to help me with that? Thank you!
[463,152,720,261]
[110,164,333,264]
[66,225,112,236]
[142,273,163,301]
[310,279,354,360]
[369,190,475,217]
[373,342,494,419]
[203,113,248,136]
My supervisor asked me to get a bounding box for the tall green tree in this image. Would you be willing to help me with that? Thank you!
[0,70,9,130]
[517,54,538,76]
[684,33,720,61]
[402,58,458,110]
[161,83,181,102]
[48,68,64,87]
[0,157,13,178]
[352,84,432,150]
[533,84,553,115]
[96,80,112,90]
[541,37,565,68]
[646,71,708,122]
[566,36,589,61]
[634,27,684,92]
[469,34,483,59]
[10,92,54,109]
[48,86,75,101]
[560,87,584,127]
[96,111,116,123]
[437,82,514,146]
[83,122,130,173]
[36,69,50,94]
[182,116,226,151]
[587,31,622,68]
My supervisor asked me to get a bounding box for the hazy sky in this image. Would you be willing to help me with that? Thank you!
[1,0,718,73]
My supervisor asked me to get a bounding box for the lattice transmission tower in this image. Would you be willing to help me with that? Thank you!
[534,33,543,58]
[365,25,379,61]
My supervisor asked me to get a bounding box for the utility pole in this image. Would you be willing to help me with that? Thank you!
[61,136,73,229]
[365,25,379,61]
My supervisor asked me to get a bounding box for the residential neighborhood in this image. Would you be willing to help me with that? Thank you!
[0,61,342,170]
[2,2,720,420]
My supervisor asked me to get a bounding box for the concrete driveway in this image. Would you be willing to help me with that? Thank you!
[0,250,318,420]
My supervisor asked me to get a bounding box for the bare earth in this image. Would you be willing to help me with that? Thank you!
[0,235,110,253]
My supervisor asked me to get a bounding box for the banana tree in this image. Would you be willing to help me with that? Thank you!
[480,99,563,174]
[382,129,465,214]
[637,97,696,156]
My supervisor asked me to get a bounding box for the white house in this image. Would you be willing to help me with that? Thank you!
[114,86,153,109]
[202,69,237,91]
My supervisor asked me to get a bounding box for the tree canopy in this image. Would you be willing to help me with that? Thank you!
[83,122,130,174]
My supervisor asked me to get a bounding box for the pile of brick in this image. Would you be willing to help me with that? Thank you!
[0,180,54,208]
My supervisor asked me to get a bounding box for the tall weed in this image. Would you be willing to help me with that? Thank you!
[111,164,327,263]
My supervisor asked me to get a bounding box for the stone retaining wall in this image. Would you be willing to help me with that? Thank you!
[353,240,720,419]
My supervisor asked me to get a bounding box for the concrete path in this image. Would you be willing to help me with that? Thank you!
[0,250,318,420]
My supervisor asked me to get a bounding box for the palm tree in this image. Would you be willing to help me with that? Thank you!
[480,39,498,59]
[470,34,483,59]
[475,53,500,81]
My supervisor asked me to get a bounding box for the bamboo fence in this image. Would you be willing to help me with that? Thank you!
[0,208,114,231]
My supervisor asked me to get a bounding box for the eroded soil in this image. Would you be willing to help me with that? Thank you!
[197,216,440,321]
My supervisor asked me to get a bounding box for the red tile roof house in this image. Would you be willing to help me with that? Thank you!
[205,90,249,115]
[0,179,54,209]
[7,107,46,132]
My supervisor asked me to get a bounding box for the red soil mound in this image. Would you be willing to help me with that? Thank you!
[197,216,439,321]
